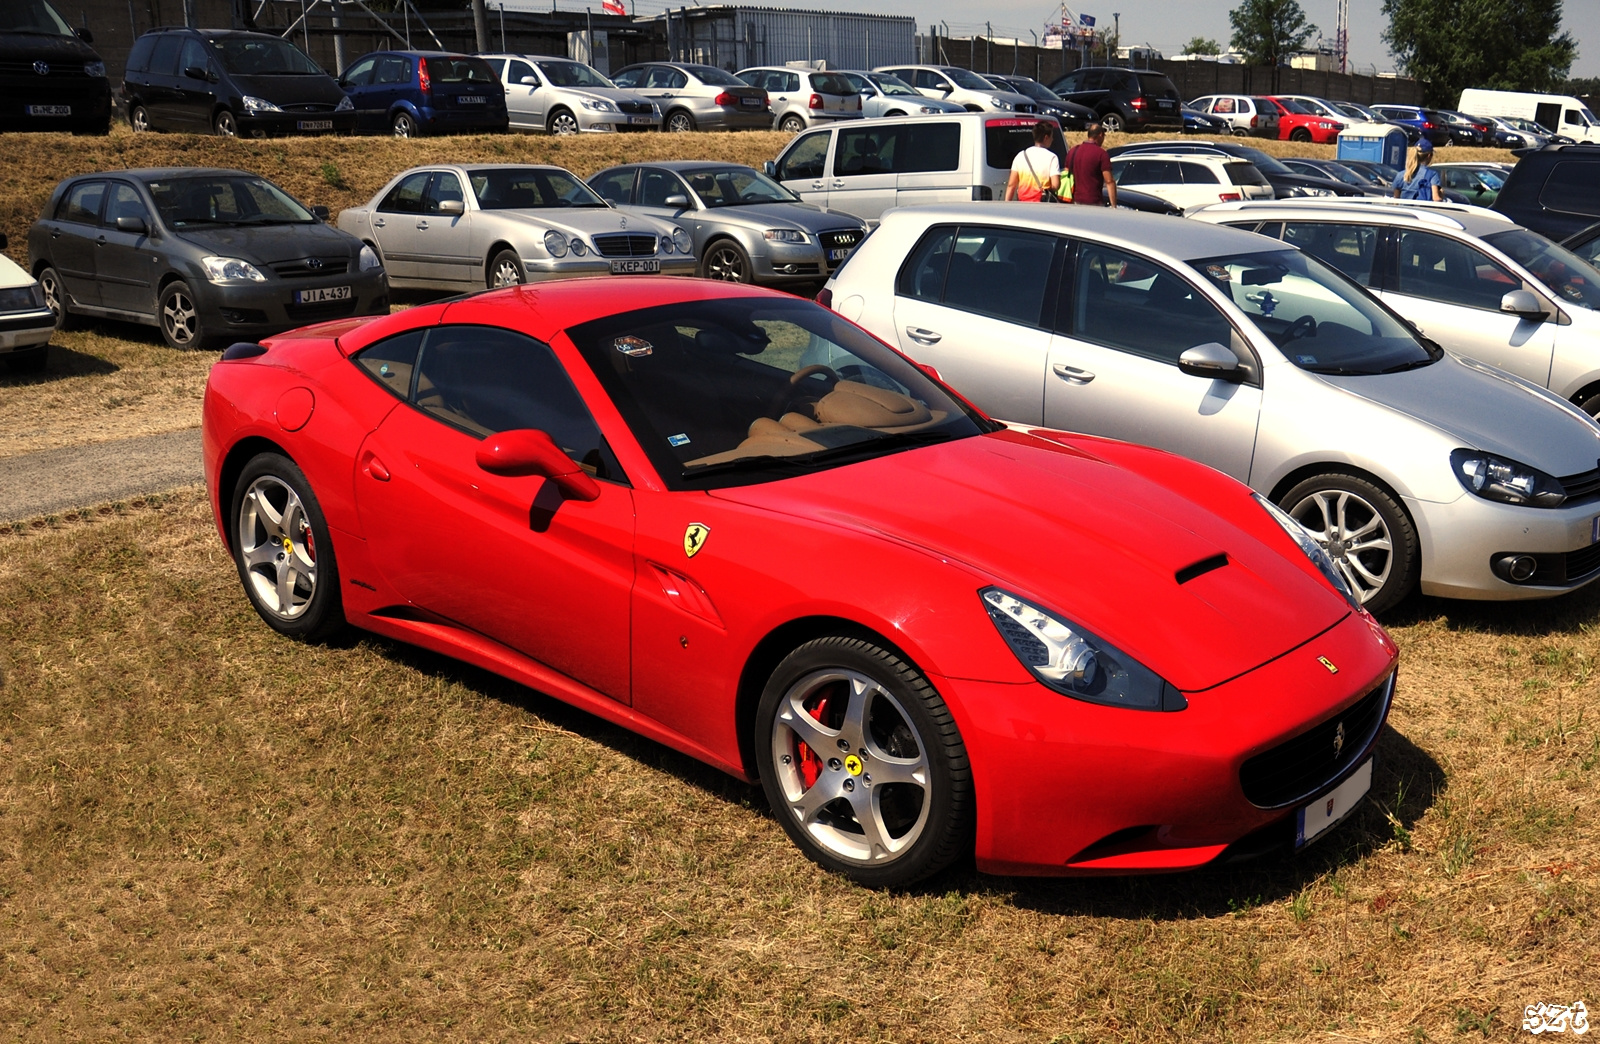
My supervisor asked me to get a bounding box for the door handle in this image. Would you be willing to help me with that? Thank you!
[416,220,428,230]
[830,179,845,188]
[809,180,825,190]
[361,452,391,482]
[95,235,107,246]
[373,217,385,227]
[1052,362,1095,383]
[50,229,62,239]
[905,326,942,345]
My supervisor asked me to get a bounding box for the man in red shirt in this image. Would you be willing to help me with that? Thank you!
[1066,122,1118,207]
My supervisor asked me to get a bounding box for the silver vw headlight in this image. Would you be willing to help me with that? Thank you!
[1253,493,1359,607]
[1450,449,1566,507]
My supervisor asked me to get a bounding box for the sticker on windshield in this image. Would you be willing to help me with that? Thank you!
[1204,263,1232,282]
[1296,354,1317,364]
[668,433,691,447]
[614,335,654,357]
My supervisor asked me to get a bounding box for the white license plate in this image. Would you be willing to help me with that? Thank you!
[629,115,653,124]
[828,247,852,261]
[458,95,487,104]
[740,97,762,107]
[610,259,660,274]
[294,285,352,304]
[1295,757,1372,848]
[28,105,71,116]
[297,119,333,131]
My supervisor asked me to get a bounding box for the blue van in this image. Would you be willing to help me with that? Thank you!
[338,51,508,137]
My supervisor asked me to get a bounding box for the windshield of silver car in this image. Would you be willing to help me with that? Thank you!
[1190,250,1440,375]
[536,60,615,89]
[1484,229,1600,310]
[145,176,315,227]
[569,297,992,488]
[685,167,796,207]
[470,168,608,209]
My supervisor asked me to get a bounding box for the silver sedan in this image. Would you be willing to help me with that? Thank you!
[609,62,771,132]
[827,203,1600,611]
[589,161,867,287]
[337,164,695,291]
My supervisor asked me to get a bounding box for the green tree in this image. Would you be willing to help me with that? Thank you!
[1228,0,1315,67]
[1383,0,1576,108]
[1183,36,1225,55]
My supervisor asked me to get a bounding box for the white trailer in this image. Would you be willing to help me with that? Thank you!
[1457,88,1600,143]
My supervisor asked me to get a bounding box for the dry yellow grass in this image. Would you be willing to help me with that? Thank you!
[0,489,1595,1042]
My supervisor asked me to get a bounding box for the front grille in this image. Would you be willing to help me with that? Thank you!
[1015,102,1036,114]
[592,234,656,258]
[617,101,653,114]
[286,297,359,322]
[1239,673,1392,808]
[0,60,92,79]
[271,259,350,278]
[1560,465,1600,500]
[1565,541,1600,580]
[819,228,864,251]
[282,102,336,113]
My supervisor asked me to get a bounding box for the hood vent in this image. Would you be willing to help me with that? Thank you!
[1175,552,1229,585]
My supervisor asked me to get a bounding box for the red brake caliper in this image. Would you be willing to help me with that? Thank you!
[300,521,316,562]
[795,695,831,789]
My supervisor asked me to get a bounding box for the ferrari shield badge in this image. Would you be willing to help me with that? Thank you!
[1318,656,1338,674]
[683,522,710,558]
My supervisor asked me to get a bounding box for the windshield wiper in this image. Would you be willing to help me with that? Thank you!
[1299,364,1374,376]
[681,453,811,479]
[1377,355,1438,373]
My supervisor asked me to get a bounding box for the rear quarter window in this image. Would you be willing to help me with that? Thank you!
[1537,160,1600,218]
[126,35,155,74]
[1226,162,1270,187]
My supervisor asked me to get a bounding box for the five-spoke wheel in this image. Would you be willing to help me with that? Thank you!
[158,280,206,350]
[1282,473,1417,613]
[665,110,695,132]
[130,105,151,133]
[231,453,344,640]
[213,110,238,137]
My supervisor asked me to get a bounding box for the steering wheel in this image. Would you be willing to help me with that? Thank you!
[1287,314,1317,341]
[768,365,840,416]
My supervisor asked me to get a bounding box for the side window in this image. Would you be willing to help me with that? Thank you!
[149,35,183,76]
[126,36,155,74]
[1116,160,1180,186]
[1566,109,1583,126]
[1538,160,1600,217]
[777,131,830,181]
[426,172,464,213]
[611,66,642,88]
[740,70,767,90]
[590,168,636,205]
[895,225,957,301]
[914,70,944,91]
[901,122,961,173]
[59,181,107,224]
[1180,162,1220,185]
[647,67,686,89]
[379,171,431,213]
[412,326,607,476]
[507,59,536,85]
[939,226,1057,326]
[341,56,375,86]
[1569,232,1600,269]
[780,72,800,93]
[179,37,210,76]
[354,330,425,399]
[104,183,150,227]
[1282,222,1380,284]
[639,169,688,207]
[1070,242,1235,364]
[374,56,410,85]
[1394,230,1520,309]
[1055,72,1082,92]
[834,126,899,176]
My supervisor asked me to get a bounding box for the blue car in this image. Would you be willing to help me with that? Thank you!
[337,50,507,137]
[1369,103,1452,147]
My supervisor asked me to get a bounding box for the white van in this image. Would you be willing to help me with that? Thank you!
[766,112,1061,224]
[1457,88,1600,143]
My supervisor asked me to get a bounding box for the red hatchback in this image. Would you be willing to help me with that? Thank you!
[203,278,1397,886]
[1261,95,1344,143]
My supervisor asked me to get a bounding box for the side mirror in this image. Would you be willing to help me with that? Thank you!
[115,215,147,234]
[311,204,331,221]
[763,161,777,177]
[519,75,539,86]
[663,193,689,207]
[76,27,93,42]
[1177,342,1245,382]
[1501,289,1549,320]
[183,65,208,80]
[476,429,601,501]
[437,199,465,216]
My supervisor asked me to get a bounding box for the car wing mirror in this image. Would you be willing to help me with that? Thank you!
[520,76,540,86]
[1177,342,1245,382]
[76,26,93,42]
[1501,289,1549,320]
[437,199,466,216]
[114,215,147,234]
[763,161,777,177]
[476,429,601,501]
[663,193,689,207]
[311,204,331,221]
[183,64,208,80]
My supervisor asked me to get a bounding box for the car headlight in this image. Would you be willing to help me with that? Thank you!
[919,105,939,114]
[200,256,267,284]
[764,229,807,243]
[335,95,354,112]
[544,230,569,257]
[1318,121,1336,129]
[1450,449,1567,507]
[981,587,1184,711]
[84,60,106,78]
[0,284,46,311]
[672,227,692,253]
[1252,492,1360,607]
[992,98,1013,110]
[358,245,382,271]
[579,97,616,112]
[240,95,283,115]
[569,237,588,257]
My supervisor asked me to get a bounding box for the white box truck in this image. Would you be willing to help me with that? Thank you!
[1457,88,1600,142]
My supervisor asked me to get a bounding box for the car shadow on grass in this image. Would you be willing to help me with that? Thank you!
[1384,580,1600,637]
[0,342,118,385]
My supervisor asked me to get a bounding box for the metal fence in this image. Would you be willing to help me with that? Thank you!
[650,6,915,72]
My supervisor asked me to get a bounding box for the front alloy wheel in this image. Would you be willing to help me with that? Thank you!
[1282,473,1417,613]
[702,240,751,282]
[214,110,238,137]
[158,281,203,349]
[548,109,579,135]
[231,453,344,640]
[488,248,526,288]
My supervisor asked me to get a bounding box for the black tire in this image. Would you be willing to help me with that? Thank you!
[4,346,48,373]
[665,109,695,133]
[547,108,579,135]
[37,266,76,332]
[392,111,418,138]
[1279,472,1418,614]
[779,113,806,133]
[700,238,752,283]
[487,248,526,288]
[213,109,238,137]
[158,280,208,351]
[885,109,905,118]
[755,635,973,888]
[1289,127,1312,142]
[230,452,345,641]
[1232,126,1249,136]
[129,104,151,133]
[1101,111,1125,133]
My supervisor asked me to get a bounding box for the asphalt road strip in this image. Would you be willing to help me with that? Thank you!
[0,428,203,523]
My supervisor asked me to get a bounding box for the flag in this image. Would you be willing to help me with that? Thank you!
[602,0,626,14]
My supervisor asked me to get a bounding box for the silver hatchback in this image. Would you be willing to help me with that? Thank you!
[736,66,862,131]
[609,62,770,132]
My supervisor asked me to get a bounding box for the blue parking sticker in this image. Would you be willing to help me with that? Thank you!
[668,433,691,447]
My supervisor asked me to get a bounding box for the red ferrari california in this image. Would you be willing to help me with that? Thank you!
[203,278,1398,887]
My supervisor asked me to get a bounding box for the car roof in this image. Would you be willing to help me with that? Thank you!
[878,202,1273,261]
[597,161,758,173]
[68,167,256,181]
[1112,151,1242,164]
[1191,199,1517,234]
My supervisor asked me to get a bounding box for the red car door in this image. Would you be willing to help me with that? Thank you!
[350,324,637,702]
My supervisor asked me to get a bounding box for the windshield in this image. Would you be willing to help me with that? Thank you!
[214,35,322,75]
[1190,250,1438,375]
[868,72,920,97]
[470,167,607,209]
[1225,145,1292,176]
[1475,168,1507,188]
[1485,229,1600,310]
[686,64,746,87]
[145,175,314,227]
[3,0,74,34]
[947,67,999,91]
[683,166,796,206]
[536,60,615,88]
[1313,162,1369,187]
[568,297,990,489]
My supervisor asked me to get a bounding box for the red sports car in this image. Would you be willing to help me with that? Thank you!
[203,278,1398,887]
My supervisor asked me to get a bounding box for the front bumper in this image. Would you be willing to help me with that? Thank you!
[237,110,358,136]
[1411,491,1600,600]
[577,109,661,132]
[522,256,698,282]
[197,269,390,337]
[935,609,1397,876]
[0,308,56,351]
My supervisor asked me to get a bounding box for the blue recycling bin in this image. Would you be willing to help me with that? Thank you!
[1337,125,1408,168]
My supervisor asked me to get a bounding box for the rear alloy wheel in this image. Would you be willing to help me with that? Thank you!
[213,109,238,137]
[701,239,752,282]
[158,280,207,350]
[1290,127,1312,142]
[392,111,417,138]
[130,105,151,132]
[756,636,973,888]
[1281,473,1417,614]
[231,452,344,640]
[779,114,806,133]
[488,248,526,288]
[665,109,695,132]
[1100,112,1125,133]
[37,266,74,331]
[548,109,579,135]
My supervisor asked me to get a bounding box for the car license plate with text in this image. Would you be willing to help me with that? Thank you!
[297,119,333,131]
[1295,757,1371,849]
[610,260,660,274]
[629,115,653,124]
[828,248,853,261]
[28,105,71,116]
[458,95,487,104]
[294,285,352,304]
[741,97,762,107]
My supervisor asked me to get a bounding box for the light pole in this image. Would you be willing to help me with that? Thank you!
[1112,11,1120,61]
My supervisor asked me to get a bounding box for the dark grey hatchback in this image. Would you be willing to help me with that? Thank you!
[28,168,388,349]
